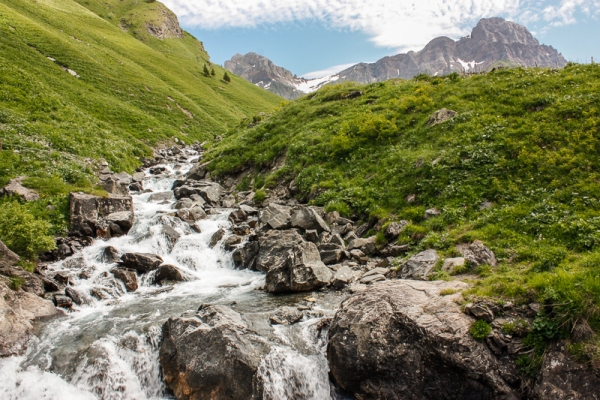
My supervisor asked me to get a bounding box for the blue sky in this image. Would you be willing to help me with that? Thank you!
[162,0,600,78]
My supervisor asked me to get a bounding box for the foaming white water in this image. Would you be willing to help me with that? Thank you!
[0,148,335,400]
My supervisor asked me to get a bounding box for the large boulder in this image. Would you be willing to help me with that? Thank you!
[327,280,519,399]
[0,241,45,296]
[186,163,208,181]
[119,253,163,273]
[258,204,292,230]
[266,241,333,293]
[154,264,190,284]
[232,241,260,270]
[399,249,439,280]
[458,240,497,267]
[0,176,39,201]
[291,206,330,233]
[0,281,57,357]
[69,193,134,238]
[427,108,457,126]
[534,341,600,399]
[173,182,222,205]
[318,243,345,265]
[160,305,270,400]
[111,267,138,292]
[348,237,377,256]
[256,230,303,273]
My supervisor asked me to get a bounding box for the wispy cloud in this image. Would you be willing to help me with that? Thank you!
[302,62,363,79]
[162,0,600,51]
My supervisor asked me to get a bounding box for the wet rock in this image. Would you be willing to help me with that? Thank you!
[100,246,121,264]
[232,241,259,270]
[119,253,163,273]
[161,225,181,252]
[111,267,139,292]
[154,264,190,284]
[0,176,39,201]
[291,206,330,233]
[129,182,143,192]
[132,172,146,182]
[229,209,247,224]
[399,249,439,280]
[209,228,226,248]
[442,257,466,274]
[327,280,519,399]
[269,307,303,325]
[148,191,174,202]
[53,294,73,309]
[427,108,457,126]
[41,277,61,292]
[457,240,497,267]
[176,206,207,223]
[149,166,167,175]
[534,341,600,399]
[160,305,270,400]
[65,286,88,305]
[332,266,355,289]
[173,182,223,205]
[69,193,134,238]
[384,221,408,240]
[266,241,333,293]
[174,197,205,210]
[224,235,242,251]
[258,203,292,230]
[348,237,376,256]
[231,223,251,236]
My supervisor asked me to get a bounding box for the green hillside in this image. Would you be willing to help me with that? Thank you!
[207,64,600,363]
[0,0,279,252]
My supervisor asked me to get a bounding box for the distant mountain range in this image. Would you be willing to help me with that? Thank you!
[225,18,568,100]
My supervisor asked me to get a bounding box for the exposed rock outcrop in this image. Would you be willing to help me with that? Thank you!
[327,280,520,399]
[69,193,134,238]
[0,176,39,201]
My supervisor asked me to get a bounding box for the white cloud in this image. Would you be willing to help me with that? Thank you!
[302,62,363,79]
[162,0,600,51]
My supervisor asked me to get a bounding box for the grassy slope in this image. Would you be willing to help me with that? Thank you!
[207,64,600,361]
[0,0,279,253]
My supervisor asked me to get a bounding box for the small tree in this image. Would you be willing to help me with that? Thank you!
[223,72,231,83]
[203,64,210,77]
[210,67,216,76]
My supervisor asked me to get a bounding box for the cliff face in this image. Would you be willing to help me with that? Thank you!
[336,18,567,83]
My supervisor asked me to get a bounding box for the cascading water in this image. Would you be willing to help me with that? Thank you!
[0,148,343,399]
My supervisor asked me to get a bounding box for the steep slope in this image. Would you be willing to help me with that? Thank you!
[336,18,567,83]
[224,53,337,100]
[0,0,279,253]
[207,64,600,357]
[228,18,567,98]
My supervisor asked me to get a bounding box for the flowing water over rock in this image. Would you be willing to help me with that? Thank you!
[0,148,342,399]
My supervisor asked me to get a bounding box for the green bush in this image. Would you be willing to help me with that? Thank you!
[254,189,267,204]
[0,200,56,259]
[470,320,492,341]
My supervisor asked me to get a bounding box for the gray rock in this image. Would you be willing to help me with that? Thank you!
[291,206,330,233]
[222,195,236,208]
[344,231,359,242]
[100,246,121,264]
[53,294,73,309]
[229,209,247,224]
[160,305,270,400]
[305,229,319,243]
[119,253,163,273]
[269,307,303,325]
[0,176,39,201]
[224,235,242,251]
[161,225,181,252]
[457,240,497,267]
[176,206,207,222]
[327,280,519,399]
[332,266,355,288]
[128,182,143,192]
[384,221,409,239]
[400,249,439,280]
[465,303,495,323]
[239,204,258,216]
[132,172,145,182]
[258,203,292,230]
[355,223,370,238]
[266,241,333,293]
[0,241,45,296]
[442,257,466,273]
[69,193,134,238]
[318,243,345,265]
[360,274,386,284]
[362,267,389,278]
[427,108,457,126]
[380,244,409,257]
[348,237,376,255]
[149,191,174,202]
[534,341,600,399]
[232,241,259,270]
[65,287,88,305]
[256,230,303,273]
[111,267,138,292]
[186,163,207,181]
[424,208,442,219]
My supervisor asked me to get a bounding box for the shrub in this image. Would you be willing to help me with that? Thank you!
[254,189,267,204]
[223,72,231,83]
[9,276,24,290]
[0,200,56,259]
[470,320,492,341]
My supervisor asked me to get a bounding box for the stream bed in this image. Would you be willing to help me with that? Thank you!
[0,148,345,399]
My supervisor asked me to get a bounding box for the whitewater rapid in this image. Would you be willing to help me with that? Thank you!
[0,148,339,399]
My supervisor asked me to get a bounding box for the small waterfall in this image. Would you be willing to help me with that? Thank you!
[0,147,339,400]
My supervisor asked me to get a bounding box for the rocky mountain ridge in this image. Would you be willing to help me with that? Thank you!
[226,17,567,99]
